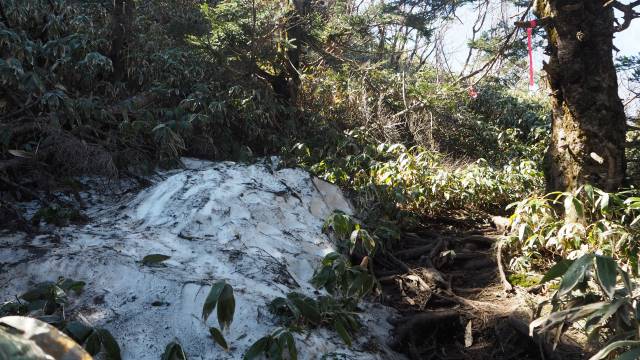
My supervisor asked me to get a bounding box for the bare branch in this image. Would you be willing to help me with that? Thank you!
[609,1,640,32]
[457,3,532,83]
[514,16,553,28]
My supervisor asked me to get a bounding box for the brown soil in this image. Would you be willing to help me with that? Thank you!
[375,217,584,360]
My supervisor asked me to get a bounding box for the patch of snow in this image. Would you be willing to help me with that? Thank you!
[0,159,401,360]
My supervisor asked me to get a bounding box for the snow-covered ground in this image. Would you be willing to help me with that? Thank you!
[0,159,401,359]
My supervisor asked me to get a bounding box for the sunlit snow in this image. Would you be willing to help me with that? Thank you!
[0,158,400,359]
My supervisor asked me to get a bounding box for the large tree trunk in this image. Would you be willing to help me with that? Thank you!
[536,0,627,192]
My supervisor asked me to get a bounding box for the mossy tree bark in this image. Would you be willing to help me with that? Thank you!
[535,0,627,192]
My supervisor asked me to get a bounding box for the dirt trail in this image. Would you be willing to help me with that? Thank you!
[376,218,583,360]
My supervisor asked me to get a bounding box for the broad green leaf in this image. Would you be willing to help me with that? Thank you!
[161,340,187,360]
[96,329,121,360]
[283,298,301,319]
[64,321,93,344]
[322,252,341,266]
[589,340,640,360]
[217,284,235,331]
[311,266,333,289]
[20,282,55,302]
[209,327,228,351]
[141,254,170,266]
[595,256,617,299]
[558,254,594,297]
[266,340,281,359]
[244,337,269,360]
[540,259,574,284]
[84,330,101,355]
[288,294,321,325]
[202,282,226,322]
[584,184,594,203]
[58,279,85,294]
[346,273,364,298]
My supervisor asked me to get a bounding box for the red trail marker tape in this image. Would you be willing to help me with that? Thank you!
[526,19,537,89]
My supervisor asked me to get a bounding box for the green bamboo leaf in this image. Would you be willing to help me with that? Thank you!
[8,149,33,158]
[599,192,610,213]
[141,254,171,266]
[572,197,584,218]
[217,284,235,331]
[584,184,594,203]
[595,256,617,299]
[588,340,640,360]
[333,318,351,346]
[161,340,187,360]
[202,281,226,322]
[322,252,341,266]
[618,266,634,294]
[518,223,530,242]
[84,330,101,355]
[558,254,594,297]
[64,321,93,344]
[346,274,364,298]
[20,282,55,302]
[540,259,574,284]
[311,266,333,289]
[564,194,574,214]
[349,229,359,254]
[58,279,86,294]
[209,327,228,351]
[244,337,269,360]
[283,331,297,360]
[96,329,121,360]
[359,230,377,256]
[586,298,625,328]
[288,294,320,325]
[266,340,281,359]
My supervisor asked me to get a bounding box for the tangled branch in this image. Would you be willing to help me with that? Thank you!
[607,0,640,32]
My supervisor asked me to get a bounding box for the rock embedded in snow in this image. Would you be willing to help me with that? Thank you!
[0,159,401,360]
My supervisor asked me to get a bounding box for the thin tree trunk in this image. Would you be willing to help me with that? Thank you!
[110,0,134,82]
[536,0,627,192]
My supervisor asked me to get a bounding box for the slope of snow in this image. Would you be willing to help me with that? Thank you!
[0,159,401,359]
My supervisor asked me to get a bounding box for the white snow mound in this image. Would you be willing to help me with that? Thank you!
[0,159,400,359]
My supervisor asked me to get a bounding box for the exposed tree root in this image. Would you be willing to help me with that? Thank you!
[395,243,435,259]
[497,240,514,293]
[381,220,583,360]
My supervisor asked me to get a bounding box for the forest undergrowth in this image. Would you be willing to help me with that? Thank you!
[2,0,640,359]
